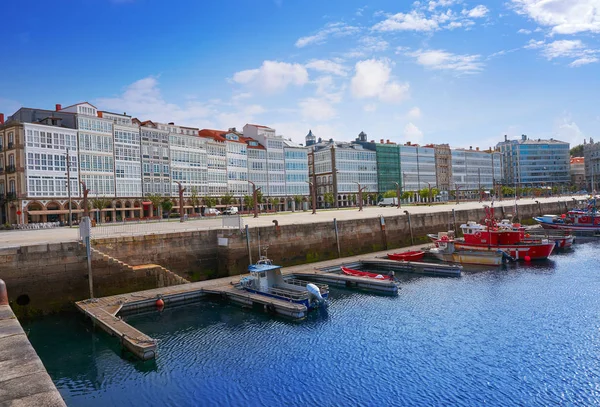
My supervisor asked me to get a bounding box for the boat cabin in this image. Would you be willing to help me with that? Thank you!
[460,221,526,246]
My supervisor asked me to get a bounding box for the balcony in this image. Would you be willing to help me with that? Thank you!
[6,192,16,201]
[5,165,15,174]
[7,142,13,149]
[0,167,3,174]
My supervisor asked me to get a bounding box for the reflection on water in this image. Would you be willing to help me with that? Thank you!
[24,243,600,406]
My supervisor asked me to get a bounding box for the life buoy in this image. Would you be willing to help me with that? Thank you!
[441,235,449,241]
[580,216,590,223]
[474,231,482,238]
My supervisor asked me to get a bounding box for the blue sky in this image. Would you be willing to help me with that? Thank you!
[1,0,599,148]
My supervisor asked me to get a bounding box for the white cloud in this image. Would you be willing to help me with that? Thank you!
[569,56,599,67]
[517,28,532,34]
[403,122,424,143]
[427,0,460,11]
[446,21,463,29]
[305,59,348,76]
[372,11,439,31]
[554,112,585,145]
[350,58,410,103]
[96,76,215,126]
[232,61,309,93]
[358,36,389,52]
[462,5,489,18]
[525,39,599,66]
[407,49,484,74]
[299,98,336,121]
[364,104,377,112]
[295,22,360,48]
[512,0,600,35]
[407,107,422,119]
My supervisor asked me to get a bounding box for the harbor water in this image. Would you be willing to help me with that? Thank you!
[24,242,600,406]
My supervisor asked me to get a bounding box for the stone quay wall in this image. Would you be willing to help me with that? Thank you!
[0,201,565,315]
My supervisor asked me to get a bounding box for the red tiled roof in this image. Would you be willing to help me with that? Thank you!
[239,135,266,149]
[199,129,227,142]
[571,157,584,164]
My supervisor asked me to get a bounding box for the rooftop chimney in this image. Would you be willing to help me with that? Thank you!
[521,134,527,141]
[55,104,62,111]
[380,139,384,143]
[504,135,508,142]
[476,147,479,151]
[0,113,4,125]
[168,122,175,125]
[386,139,390,143]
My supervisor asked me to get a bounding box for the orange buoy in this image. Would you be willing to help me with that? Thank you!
[524,256,531,262]
[156,298,165,309]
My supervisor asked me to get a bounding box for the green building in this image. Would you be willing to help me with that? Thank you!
[375,143,401,194]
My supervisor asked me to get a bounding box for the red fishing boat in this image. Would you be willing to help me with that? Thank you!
[448,206,555,260]
[387,251,425,262]
[341,266,395,280]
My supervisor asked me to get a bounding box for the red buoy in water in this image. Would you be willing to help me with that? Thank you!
[156,298,165,309]
[524,256,531,262]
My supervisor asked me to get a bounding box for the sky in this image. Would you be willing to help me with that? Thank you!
[1,0,599,148]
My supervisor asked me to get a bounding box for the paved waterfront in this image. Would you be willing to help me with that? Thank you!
[0,196,585,247]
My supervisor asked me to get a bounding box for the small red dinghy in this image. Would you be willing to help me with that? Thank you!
[341,266,394,280]
[387,251,425,262]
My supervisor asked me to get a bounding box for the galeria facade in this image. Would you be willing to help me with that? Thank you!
[0,103,309,224]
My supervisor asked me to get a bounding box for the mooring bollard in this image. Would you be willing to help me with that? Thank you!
[333,218,341,258]
[0,279,8,306]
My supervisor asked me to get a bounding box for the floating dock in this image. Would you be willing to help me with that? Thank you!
[76,245,460,360]
[76,278,307,360]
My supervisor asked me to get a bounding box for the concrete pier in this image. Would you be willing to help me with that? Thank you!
[0,279,66,407]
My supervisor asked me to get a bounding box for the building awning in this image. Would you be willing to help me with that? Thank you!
[142,201,152,206]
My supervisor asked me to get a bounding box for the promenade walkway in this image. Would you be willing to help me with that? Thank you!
[0,196,583,248]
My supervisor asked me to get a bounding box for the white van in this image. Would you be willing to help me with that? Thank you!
[223,206,239,215]
[378,198,397,207]
[204,208,221,216]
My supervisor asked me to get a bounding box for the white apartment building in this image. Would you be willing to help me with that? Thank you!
[451,148,502,195]
[23,122,79,199]
[100,111,142,198]
[169,132,208,196]
[224,132,249,196]
[283,139,309,197]
[60,103,115,197]
[245,137,268,195]
[400,144,436,195]
[199,130,228,196]
[135,120,171,196]
[243,124,286,197]
[311,140,377,207]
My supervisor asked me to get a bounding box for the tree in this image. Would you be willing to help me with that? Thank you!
[256,190,264,204]
[145,193,163,217]
[501,186,515,196]
[243,195,253,209]
[221,194,234,206]
[190,187,200,213]
[419,188,431,201]
[351,194,357,205]
[161,199,173,218]
[383,190,397,198]
[402,191,413,200]
[203,196,216,208]
[570,144,583,157]
[324,192,334,207]
[91,196,111,223]
[293,195,303,208]
[368,193,378,205]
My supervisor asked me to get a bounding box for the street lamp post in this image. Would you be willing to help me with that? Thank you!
[248,181,261,218]
[305,181,316,214]
[354,182,367,211]
[393,181,401,209]
[174,181,186,222]
[455,185,462,204]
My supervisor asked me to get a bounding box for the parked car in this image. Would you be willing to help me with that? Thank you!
[378,197,397,207]
[204,208,221,216]
[223,206,239,215]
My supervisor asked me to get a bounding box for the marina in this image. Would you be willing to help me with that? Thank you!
[23,241,600,407]
[75,247,460,360]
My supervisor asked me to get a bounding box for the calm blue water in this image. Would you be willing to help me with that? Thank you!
[24,243,600,406]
